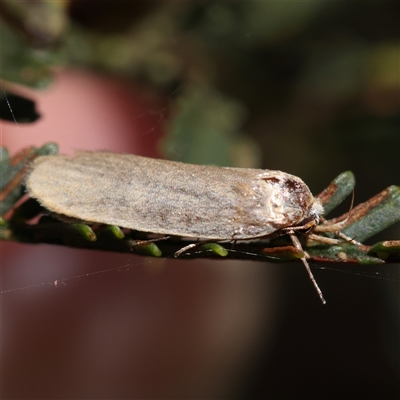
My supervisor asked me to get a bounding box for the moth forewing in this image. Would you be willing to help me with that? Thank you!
[26,153,320,240]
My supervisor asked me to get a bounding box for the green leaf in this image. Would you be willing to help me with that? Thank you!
[100,225,125,239]
[318,171,355,215]
[132,241,162,257]
[341,186,400,242]
[69,224,97,242]
[368,240,400,260]
[308,243,385,265]
[0,22,54,88]
[200,242,228,257]
[162,85,252,167]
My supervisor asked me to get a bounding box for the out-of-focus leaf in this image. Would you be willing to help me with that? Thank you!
[0,22,57,88]
[162,85,257,167]
[0,0,69,48]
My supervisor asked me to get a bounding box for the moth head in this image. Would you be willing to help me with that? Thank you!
[262,173,323,228]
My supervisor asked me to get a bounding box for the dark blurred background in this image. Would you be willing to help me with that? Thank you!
[1,1,399,398]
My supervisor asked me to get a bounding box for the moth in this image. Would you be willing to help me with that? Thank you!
[26,152,350,304]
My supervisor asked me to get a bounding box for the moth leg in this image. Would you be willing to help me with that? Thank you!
[307,234,342,245]
[314,189,354,231]
[131,236,171,245]
[174,240,212,258]
[288,230,326,304]
[314,216,363,246]
[310,227,363,247]
[334,231,363,246]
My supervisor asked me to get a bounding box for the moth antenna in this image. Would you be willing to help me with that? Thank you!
[289,231,326,305]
